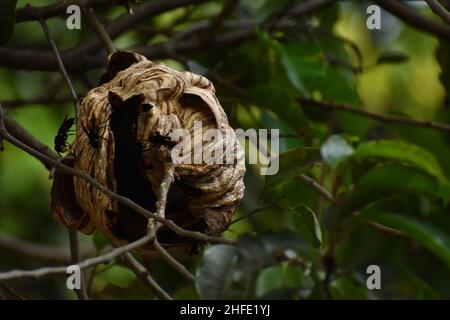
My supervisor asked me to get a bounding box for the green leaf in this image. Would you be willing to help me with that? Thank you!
[339,164,450,214]
[395,262,439,299]
[286,204,322,248]
[95,265,136,291]
[353,140,446,182]
[196,245,236,299]
[436,40,450,108]
[377,51,410,65]
[280,42,326,94]
[0,0,17,45]
[265,147,320,188]
[93,233,109,251]
[255,30,306,95]
[247,84,307,131]
[236,230,318,271]
[330,276,369,300]
[321,134,354,166]
[356,164,450,199]
[361,211,450,270]
[255,263,304,298]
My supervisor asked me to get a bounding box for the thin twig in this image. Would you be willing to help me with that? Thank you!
[119,162,176,299]
[0,234,152,281]
[375,0,450,41]
[155,164,175,220]
[368,221,409,238]
[299,98,450,133]
[2,97,72,109]
[16,0,111,22]
[217,196,286,234]
[4,114,59,170]
[201,0,239,43]
[38,14,88,299]
[1,0,335,72]
[0,285,6,300]
[315,165,328,221]
[153,239,196,282]
[0,283,26,300]
[425,0,450,25]
[298,174,334,203]
[0,233,93,262]
[143,163,196,283]
[122,253,172,300]
[149,163,196,282]
[68,231,89,300]
[0,102,234,246]
[82,7,116,55]
[37,16,79,118]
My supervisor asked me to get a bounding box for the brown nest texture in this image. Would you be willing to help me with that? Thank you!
[51,51,245,253]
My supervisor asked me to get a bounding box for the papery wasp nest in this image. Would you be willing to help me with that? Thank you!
[51,51,245,252]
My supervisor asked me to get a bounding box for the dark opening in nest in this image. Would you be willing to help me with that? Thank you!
[51,51,245,254]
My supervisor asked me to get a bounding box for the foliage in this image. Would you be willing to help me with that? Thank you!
[1,0,450,300]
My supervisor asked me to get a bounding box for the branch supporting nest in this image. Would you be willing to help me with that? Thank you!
[0,104,235,246]
[150,163,175,234]
[0,6,239,289]
[0,101,232,293]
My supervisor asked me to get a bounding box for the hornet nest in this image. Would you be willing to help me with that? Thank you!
[51,51,245,253]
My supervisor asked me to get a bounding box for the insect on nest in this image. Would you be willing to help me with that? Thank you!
[51,51,246,254]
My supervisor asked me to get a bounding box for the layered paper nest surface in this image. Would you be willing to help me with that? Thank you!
[51,51,245,252]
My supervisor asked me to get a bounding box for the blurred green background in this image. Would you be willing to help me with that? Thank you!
[1,0,450,299]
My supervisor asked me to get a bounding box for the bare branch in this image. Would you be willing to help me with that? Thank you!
[37,15,80,122]
[217,196,286,234]
[153,239,196,282]
[0,234,152,281]
[0,233,93,262]
[155,164,175,221]
[143,164,197,283]
[0,285,6,300]
[37,16,89,299]
[368,221,409,238]
[16,0,113,22]
[0,102,234,246]
[0,23,252,71]
[0,283,26,300]
[0,0,335,72]
[2,97,72,110]
[122,253,172,300]
[68,231,89,300]
[425,0,450,25]
[82,7,116,55]
[298,98,450,134]
[201,0,239,43]
[375,0,450,41]
[3,114,59,171]
[298,174,334,203]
